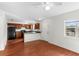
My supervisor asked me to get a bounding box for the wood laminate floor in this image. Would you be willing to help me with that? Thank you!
[0,40,79,56]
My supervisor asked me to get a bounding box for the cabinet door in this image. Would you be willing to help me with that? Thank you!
[16,32,22,39]
[24,24,33,29]
[35,23,40,29]
[8,23,15,27]
[16,24,22,29]
[24,33,41,42]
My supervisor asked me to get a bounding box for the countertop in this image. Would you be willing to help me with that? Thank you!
[21,30,41,33]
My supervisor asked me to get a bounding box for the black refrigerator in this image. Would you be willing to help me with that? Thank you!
[8,27,16,40]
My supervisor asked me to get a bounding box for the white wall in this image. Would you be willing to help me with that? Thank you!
[40,19,52,41]
[0,10,7,50]
[47,9,79,53]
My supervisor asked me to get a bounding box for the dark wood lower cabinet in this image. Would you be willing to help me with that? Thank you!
[16,31,23,39]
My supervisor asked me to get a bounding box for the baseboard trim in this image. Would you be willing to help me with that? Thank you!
[48,41,79,54]
[0,48,5,51]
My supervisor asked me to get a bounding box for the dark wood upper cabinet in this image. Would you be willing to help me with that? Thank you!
[16,24,22,29]
[24,24,33,29]
[8,23,22,29]
[8,23,40,30]
[8,23,16,27]
[35,23,40,29]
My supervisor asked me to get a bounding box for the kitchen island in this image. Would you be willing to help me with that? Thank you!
[24,31,41,42]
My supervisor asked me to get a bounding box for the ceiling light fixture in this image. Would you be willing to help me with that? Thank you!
[43,2,53,11]
[45,5,50,11]
[37,2,62,11]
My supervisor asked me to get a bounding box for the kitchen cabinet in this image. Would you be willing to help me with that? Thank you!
[24,24,33,29]
[16,31,22,39]
[24,33,41,42]
[8,23,15,27]
[15,24,22,29]
[35,23,40,29]
[8,23,22,29]
[8,23,41,40]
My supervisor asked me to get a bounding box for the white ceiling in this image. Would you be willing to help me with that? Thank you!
[0,2,79,20]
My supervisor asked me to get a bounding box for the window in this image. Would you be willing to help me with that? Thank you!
[64,19,79,37]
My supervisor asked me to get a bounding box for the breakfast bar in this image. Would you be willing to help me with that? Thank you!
[24,31,41,42]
